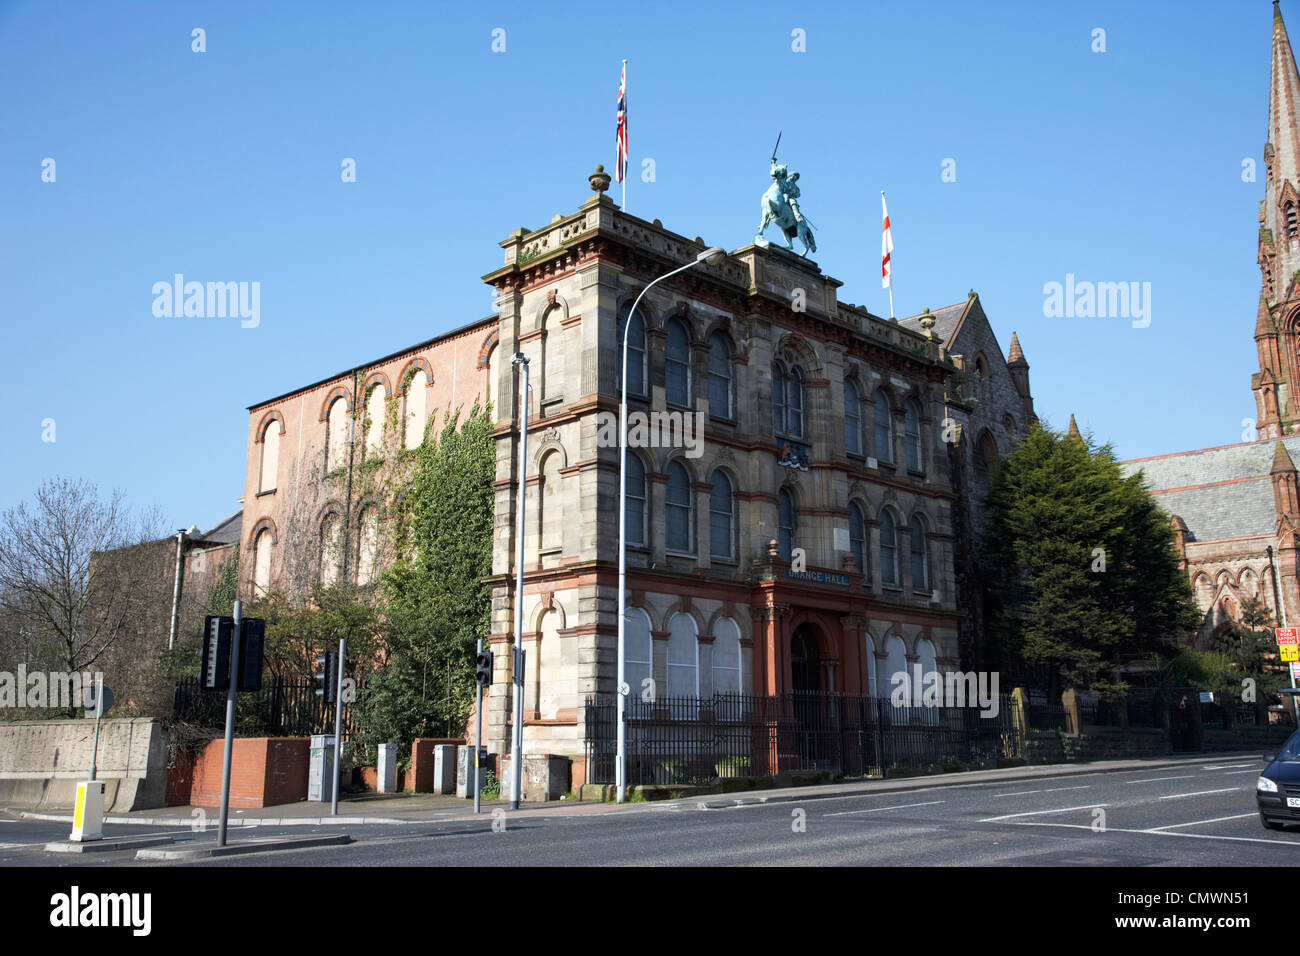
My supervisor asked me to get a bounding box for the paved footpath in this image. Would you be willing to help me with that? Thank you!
[10,750,1278,828]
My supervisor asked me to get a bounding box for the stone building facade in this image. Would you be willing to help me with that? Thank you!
[477,171,1032,776]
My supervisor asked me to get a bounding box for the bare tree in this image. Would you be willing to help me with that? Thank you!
[0,477,166,676]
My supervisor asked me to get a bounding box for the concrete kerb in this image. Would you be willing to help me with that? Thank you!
[45,834,177,854]
[135,833,352,860]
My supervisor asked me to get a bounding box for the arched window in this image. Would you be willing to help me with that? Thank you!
[259,421,280,494]
[666,612,698,699]
[883,634,909,711]
[778,488,796,560]
[708,333,733,419]
[709,470,734,560]
[486,346,498,418]
[974,430,999,502]
[713,617,743,695]
[904,399,922,471]
[625,453,647,547]
[844,379,862,455]
[849,502,867,577]
[537,609,563,720]
[624,608,652,700]
[541,307,561,402]
[880,510,898,586]
[772,361,803,438]
[539,451,562,553]
[909,515,928,592]
[666,461,693,552]
[864,634,878,697]
[320,513,342,586]
[617,303,647,397]
[356,508,380,585]
[325,398,348,472]
[404,369,427,450]
[365,384,386,457]
[916,638,939,724]
[665,318,691,406]
[874,390,893,463]
[253,529,272,595]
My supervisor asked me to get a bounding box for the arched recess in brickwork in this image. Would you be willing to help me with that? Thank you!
[397,357,434,392]
[318,386,353,421]
[773,331,824,375]
[360,371,392,400]
[477,330,498,370]
[247,516,277,548]
[255,410,285,442]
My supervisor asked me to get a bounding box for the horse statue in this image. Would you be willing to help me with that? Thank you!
[756,160,816,256]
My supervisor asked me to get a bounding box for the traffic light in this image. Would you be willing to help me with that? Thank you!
[201,616,233,691]
[315,650,338,703]
[237,618,265,692]
[475,649,494,687]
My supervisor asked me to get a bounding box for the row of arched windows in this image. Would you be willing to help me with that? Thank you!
[623,609,745,699]
[255,364,435,494]
[617,305,736,420]
[618,455,932,590]
[843,378,923,469]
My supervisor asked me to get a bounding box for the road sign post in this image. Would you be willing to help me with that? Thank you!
[216,600,243,847]
[332,637,345,817]
[1278,628,1300,723]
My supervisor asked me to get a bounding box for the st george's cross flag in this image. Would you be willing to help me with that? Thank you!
[881,192,894,289]
[616,60,628,183]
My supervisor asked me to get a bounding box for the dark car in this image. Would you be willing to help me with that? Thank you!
[1257,728,1300,830]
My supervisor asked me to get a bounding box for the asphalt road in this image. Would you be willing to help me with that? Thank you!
[4,757,1298,868]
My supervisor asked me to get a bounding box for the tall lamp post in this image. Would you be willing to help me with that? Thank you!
[616,246,726,803]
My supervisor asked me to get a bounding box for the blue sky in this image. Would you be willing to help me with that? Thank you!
[0,0,1278,530]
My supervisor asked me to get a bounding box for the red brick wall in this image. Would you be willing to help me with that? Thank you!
[177,737,309,808]
[408,737,465,792]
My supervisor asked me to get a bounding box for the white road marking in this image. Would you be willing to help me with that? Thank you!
[1202,763,1254,770]
[995,790,1042,797]
[1144,813,1257,831]
[1044,786,1090,792]
[1127,774,1199,784]
[980,804,1107,823]
[1222,769,1258,775]
[1016,821,1299,848]
[826,801,945,817]
[1158,788,1240,800]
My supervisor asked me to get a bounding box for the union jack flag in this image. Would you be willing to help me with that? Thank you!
[616,60,628,183]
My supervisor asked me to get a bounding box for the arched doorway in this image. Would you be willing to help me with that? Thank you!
[790,625,821,692]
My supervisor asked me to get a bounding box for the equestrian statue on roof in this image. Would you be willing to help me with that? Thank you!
[756,132,816,257]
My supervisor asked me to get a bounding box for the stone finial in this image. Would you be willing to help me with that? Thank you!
[588,164,611,199]
[918,307,936,340]
[767,538,780,560]
[1067,414,1082,440]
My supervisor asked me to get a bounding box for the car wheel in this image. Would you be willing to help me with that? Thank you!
[1260,814,1286,831]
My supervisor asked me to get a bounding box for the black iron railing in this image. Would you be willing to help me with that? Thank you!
[172,676,358,741]
[584,691,1019,786]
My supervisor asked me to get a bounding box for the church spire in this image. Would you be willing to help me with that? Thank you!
[1269,2,1300,191]
[1255,4,1300,441]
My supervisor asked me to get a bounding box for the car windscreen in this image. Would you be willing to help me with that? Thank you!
[1280,731,1300,761]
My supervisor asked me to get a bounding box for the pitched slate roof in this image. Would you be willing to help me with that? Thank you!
[198,510,242,546]
[1121,437,1300,541]
[896,301,967,343]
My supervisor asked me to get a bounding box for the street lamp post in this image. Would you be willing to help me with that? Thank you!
[616,246,726,803]
[511,353,530,810]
